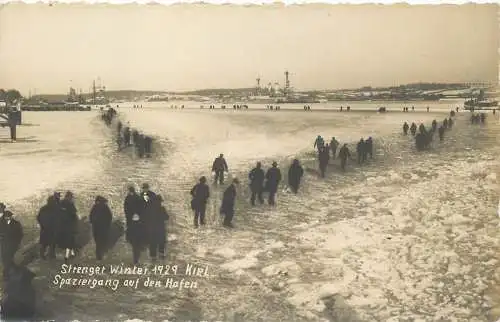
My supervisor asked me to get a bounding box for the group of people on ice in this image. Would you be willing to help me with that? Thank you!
[403,111,456,151]
[101,110,154,158]
[313,135,373,177]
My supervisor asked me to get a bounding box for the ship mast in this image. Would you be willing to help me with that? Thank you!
[92,80,96,106]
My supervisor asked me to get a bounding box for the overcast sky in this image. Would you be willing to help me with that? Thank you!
[0,3,498,95]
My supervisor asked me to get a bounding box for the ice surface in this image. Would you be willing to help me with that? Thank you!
[3,103,500,321]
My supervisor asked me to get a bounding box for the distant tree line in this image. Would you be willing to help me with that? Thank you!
[0,89,23,104]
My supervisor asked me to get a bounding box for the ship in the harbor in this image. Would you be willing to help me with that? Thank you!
[463,87,499,110]
[247,71,320,104]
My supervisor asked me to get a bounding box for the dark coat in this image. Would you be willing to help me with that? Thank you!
[190,183,210,209]
[37,201,59,246]
[140,191,157,222]
[1,264,36,320]
[220,184,237,214]
[89,202,113,240]
[265,167,282,192]
[58,200,78,249]
[339,146,351,160]
[319,150,330,167]
[249,167,265,190]
[124,193,144,244]
[148,202,169,243]
[212,157,228,172]
[288,164,304,186]
[0,216,23,255]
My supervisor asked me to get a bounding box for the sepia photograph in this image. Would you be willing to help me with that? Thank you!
[0,2,499,321]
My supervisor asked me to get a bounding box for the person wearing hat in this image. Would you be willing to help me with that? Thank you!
[190,176,210,228]
[330,137,339,159]
[124,185,146,264]
[148,195,169,260]
[248,162,265,206]
[89,196,113,261]
[141,183,157,222]
[212,154,229,185]
[59,191,78,261]
[0,204,23,280]
[220,178,239,228]
[265,161,282,206]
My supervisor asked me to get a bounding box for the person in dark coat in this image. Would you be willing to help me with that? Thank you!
[249,162,265,206]
[124,186,145,265]
[132,130,139,145]
[59,191,78,261]
[318,146,330,178]
[448,117,453,129]
[148,195,169,260]
[117,121,122,134]
[8,115,16,142]
[287,159,304,194]
[330,137,339,159]
[140,183,157,223]
[220,178,239,228]
[123,127,131,147]
[136,134,145,158]
[89,196,113,261]
[403,122,409,135]
[265,161,282,206]
[1,263,36,320]
[37,196,59,260]
[365,137,373,159]
[431,119,437,132]
[190,177,210,228]
[443,118,448,129]
[356,139,365,165]
[438,125,445,141]
[212,154,229,185]
[338,144,351,171]
[144,136,153,157]
[410,122,417,136]
[0,206,23,281]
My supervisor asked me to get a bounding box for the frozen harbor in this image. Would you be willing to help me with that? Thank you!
[0,101,499,321]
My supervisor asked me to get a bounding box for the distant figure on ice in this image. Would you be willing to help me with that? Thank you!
[59,191,78,261]
[8,115,17,142]
[123,127,131,147]
[318,146,330,178]
[438,125,445,141]
[338,144,351,171]
[136,134,145,158]
[288,159,304,194]
[426,107,430,112]
[37,196,59,260]
[330,137,339,159]
[0,204,23,280]
[356,139,365,165]
[314,135,324,153]
[249,162,265,206]
[148,195,169,260]
[220,178,239,228]
[403,122,409,135]
[431,120,437,132]
[89,196,113,261]
[190,176,210,228]
[365,137,373,159]
[448,117,453,129]
[212,154,229,185]
[410,122,417,136]
[124,186,145,265]
[443,118,448,129]
[144,136,153,157]
[265,161,282,206]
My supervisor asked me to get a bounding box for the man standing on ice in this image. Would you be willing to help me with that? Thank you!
[190,177,210,228]
[0,204,23,280]
[249,162,265,206]
[220,178,239,228]
[338,144,351,171]
[265,161,282,206]
[212,154,229,185]
[330,137,339,159]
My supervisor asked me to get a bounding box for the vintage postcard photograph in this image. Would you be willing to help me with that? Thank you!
[0,2,499,321]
